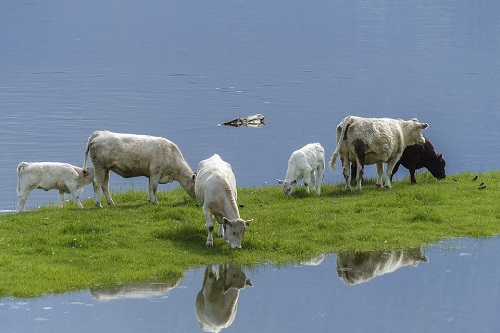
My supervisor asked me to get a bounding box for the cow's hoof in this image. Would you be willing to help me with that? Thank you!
[376,184,382,188]
[206,242,213,247]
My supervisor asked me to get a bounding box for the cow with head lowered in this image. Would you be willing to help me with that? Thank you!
[195,154,252,249]
[391,136,446,183]
[329,116,429,190]
[16,162,94,212]
[83,130,196,207]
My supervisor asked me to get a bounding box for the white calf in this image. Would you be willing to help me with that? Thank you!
[16,162,94,212]
[277,143,325,195]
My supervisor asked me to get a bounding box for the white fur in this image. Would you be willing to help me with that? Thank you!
[329,116,428,190]
[195,154,252,249]
[277,143,325,195]
[83,130,196,207]
[16,162,94,212]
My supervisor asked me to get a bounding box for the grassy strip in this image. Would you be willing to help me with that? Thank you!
[0,171,498,298]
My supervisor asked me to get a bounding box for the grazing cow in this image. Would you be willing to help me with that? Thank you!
[330,116,428,190]
[195,154,252,249]
[83,130,196,208]
[16,162,94,212]
[196,264,252,332]
[277,143,325,195]
[337,248,428,285]
[391,136,446,183]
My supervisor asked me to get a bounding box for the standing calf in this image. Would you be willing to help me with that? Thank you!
[195,154,252,249]
[277,143,325,195]
[16,162,94,212]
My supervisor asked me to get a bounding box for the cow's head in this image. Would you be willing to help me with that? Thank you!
[81,166,95,184]
[427,153,446,180]
[402,118,429,146]
[222,217,252,249]
[276,179,297,195]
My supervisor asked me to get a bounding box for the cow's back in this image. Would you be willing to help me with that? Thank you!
[195,154,236,206]
[346,117,404,164]
[88,131,180,177]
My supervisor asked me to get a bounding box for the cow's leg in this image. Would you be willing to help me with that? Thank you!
[384,161,396,188]
[341,155,352,191]
[309,170,316,193]
[303,172,311,194]
[316,165,324,195]
[204,206,215,247]
[92,168,105,208]
[58,190,65,208]
[68,188,84,209]
[101,170,115,205]
[355,161,364,191]
[16,187,32,213]
[214,213,225,240]
[390,162,401,181]
[409,167,417,184]
[148,174,161,205]
[376,163,384,187]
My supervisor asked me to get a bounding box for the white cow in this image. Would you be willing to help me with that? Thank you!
[83,130,196,208]
[196,264,252,333]
[277,143,325,195]
[16,162,94,212]
[195,154,252,249]
[330,116,428,190]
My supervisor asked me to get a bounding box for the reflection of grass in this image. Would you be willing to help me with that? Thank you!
[1,171,498,297]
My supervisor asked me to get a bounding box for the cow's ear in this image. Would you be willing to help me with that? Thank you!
[437,153,442,159]
[246,279,253,287]
[245,219,253,227]
[192,173,196,181]
[277,179,284,184]
[421,123,429,129]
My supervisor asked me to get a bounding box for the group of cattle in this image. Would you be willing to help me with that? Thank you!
[16,115,446,249]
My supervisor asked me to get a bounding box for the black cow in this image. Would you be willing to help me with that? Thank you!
[391,136,446,183]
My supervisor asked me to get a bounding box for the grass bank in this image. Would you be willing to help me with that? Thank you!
[1,171,499,298]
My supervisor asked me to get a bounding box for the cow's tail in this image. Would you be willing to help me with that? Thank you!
[83,131,100,171]
[329,117,351,172]
[16,162,29,195]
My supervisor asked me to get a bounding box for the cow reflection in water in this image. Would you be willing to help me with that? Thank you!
[90,279,180,301]
[196,264,252,333]
[337,248,428,285]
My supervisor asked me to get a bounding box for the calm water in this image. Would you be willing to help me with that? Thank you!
[1,237,500,333]
[1,1,499,331]
[1,0,499,210]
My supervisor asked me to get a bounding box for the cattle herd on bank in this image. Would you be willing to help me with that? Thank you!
[16,115,447,249]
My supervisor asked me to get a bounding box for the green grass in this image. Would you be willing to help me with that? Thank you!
[1,171,499,298]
